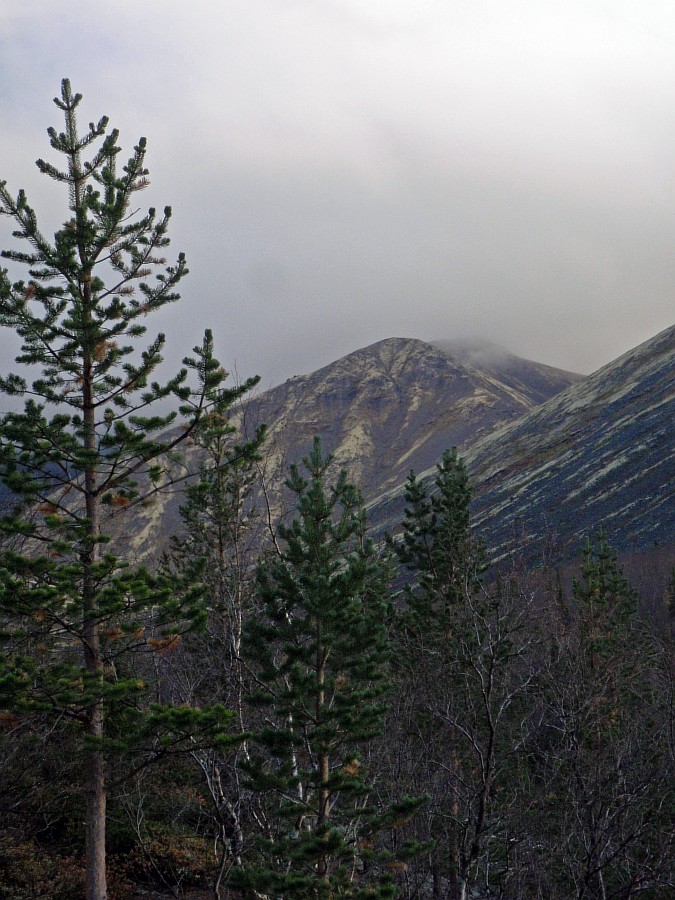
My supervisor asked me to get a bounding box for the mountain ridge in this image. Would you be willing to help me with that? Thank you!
[370,323,675,563]
[100,335,581,562]
[248,336,581,501]
[49,327,672,574]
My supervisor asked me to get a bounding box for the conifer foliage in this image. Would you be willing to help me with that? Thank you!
[0,80,257,899]
[393,447,484,636]
[235,437,417,898]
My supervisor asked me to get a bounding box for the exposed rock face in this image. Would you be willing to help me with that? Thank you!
[99,336,580,562]
[250,337,581,503]
[41,327,673,570]
[371,324,675,563]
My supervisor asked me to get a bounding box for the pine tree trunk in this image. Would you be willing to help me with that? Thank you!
[84,718,107,900]
[316,630,330,883]
[83,594,106,900]
[83,572,107,900]
[82,316,107,900]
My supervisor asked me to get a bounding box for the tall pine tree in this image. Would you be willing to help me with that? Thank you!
[0,80,258,899]
[233,437,419,898]
[162,404,266,892]
[393,447,482,638]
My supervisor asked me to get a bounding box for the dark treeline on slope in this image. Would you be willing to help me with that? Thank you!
[0,83,673,899]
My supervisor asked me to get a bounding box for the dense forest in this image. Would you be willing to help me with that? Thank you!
[0,82,672,900]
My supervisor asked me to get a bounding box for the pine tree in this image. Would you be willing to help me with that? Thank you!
[232,437,419,898]
[393,447,483,639]
[169,401,265,699]
[0,80,258,899]
[389,449,535,900]
[162,404,266,892]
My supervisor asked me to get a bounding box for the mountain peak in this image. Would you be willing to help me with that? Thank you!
[298,337,453,380]
[98,326,671,572]
[251,335,580,504]
[372,323,675,562]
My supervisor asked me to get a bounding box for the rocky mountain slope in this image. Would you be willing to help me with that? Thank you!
[249,337,581,501]
[46,327,672,572]
[371,324,675,563]
[104,336,580,562]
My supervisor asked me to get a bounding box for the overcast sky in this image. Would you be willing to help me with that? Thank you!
[1,1,673,388]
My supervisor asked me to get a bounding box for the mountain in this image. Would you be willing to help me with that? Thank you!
[371,324,675,564]
[249,337,581,502]
[31,328,672,574]
[104,336,581,562]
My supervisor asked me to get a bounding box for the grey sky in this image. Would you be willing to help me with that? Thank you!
[1,1,673,388]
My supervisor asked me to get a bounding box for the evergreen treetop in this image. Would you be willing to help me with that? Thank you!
[392,447,484,638]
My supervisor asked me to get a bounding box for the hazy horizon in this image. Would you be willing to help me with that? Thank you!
[1,2,674,390]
